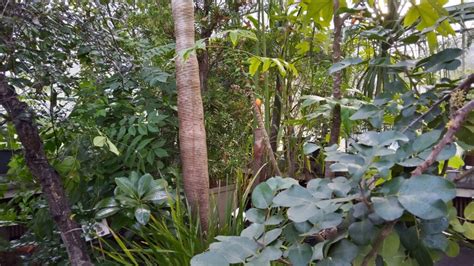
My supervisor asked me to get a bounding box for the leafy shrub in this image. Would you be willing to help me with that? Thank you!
[192,129,462,266]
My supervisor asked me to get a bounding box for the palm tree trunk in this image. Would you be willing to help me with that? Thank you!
[171,0,210,230]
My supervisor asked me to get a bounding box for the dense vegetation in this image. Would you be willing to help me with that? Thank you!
[0,0,473,265]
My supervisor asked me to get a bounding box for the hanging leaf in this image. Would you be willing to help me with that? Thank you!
[328,58,363,74]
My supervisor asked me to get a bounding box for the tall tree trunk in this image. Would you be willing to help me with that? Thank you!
[325,0,343,178]
[269,75,282,154]
[0,75,92,266]
[171,0,210,230]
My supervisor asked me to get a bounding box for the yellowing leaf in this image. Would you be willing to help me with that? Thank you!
[107,139,121,156]
[248,57,261,76]
[93,136,107,147]
[262,58,272,72]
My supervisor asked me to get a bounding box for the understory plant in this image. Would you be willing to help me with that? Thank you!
[192,70,474,265]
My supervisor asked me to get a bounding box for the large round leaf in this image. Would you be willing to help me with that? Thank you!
[191,251,229,266]
[252,183,274,209]
[398,175,455,220]
[372,196,404,221]
[380,231,400,257]
[287,243,312,266]
[288,204,320,223]
[348,219,375,245]
[329,239,359,263]
[273,185,314,207]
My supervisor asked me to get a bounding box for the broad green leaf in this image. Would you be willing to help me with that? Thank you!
[95,207,120,219]
[357,130,409,146]
[287,243,312,266]
[258,228,282,245]
[246,246,282,266]
[241,223,265,239]
[413,130,441,152]
[422,233,448,251]
[115,177,137,197]
[308,211,343,229]
[312,241,326,260]
[265,177,298,191]
[304,0,333,27]
[135,205,151,225]
[142,188,167,203]
[404,6,420,27]
[398,157,424,167]
[445,240,460,257]
[398,175,455,219]
[273,185,314,207]
[303,142,320,155]
[211,236,259,263]
[372,196,404,221]
[380,232,400,257]
[328,58,363,74]
[252,183,274,209]
[191,251,229,266]
[352,202,369,218]
[288,204,319,223]
[246,208,266,224]
[265,214,284,225]
[420,217,449,235]
[328,239,359,263]
[463,221,474,240]
[137,174,153,197]
[348,219,375,245]
[248,57,261,76]
[94,197,118,209]
[464,202,474,220]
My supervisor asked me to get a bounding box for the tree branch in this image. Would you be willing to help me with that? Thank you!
[361,221,396,266]
[0,74,92,265]
[249,92,282,177]
[412,100,474,176]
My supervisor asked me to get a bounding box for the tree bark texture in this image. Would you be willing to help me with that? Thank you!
[0,75,92,266]
[171,0,210,230]
[325,0,343,178]
[253,127,266,184]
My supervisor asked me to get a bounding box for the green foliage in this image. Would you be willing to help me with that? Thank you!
[192,125,460,265]
[94,172,169,225]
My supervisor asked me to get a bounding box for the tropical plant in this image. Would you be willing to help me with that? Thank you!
[94,172,170,226]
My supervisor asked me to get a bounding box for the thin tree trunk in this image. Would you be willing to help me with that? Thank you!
[269,75,282,154]
[0,75,92,266]
[171,0,210,230]
[325,0,343,178]
[252,127,266,184]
